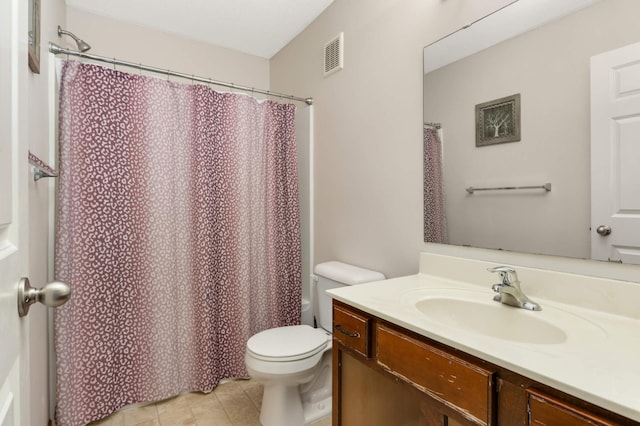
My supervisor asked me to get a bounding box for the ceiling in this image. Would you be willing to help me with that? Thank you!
[423,0,599,73]
[65,0,335,59]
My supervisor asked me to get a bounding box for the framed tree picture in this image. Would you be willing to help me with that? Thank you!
[28,0,41,74]
[475,94,520,146]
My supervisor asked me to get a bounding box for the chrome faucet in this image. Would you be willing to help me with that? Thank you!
[488,266,541,311]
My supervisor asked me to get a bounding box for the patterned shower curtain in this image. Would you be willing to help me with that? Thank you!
[423,127,447,243]
[54,60,302,426]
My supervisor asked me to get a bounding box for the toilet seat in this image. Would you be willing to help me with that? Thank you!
[247,325,329,362]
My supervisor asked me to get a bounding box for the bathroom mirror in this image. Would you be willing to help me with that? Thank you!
[423,0,640,261]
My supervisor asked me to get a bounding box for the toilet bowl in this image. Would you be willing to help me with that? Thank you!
[245,325,332,426]
[245,261,385,426]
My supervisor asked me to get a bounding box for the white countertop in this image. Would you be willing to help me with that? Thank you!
[327,256,640,422]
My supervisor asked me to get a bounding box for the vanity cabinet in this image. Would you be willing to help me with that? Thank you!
[332,300,637,426]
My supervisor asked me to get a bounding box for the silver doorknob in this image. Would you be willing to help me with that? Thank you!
[17,277,71,317]
[596,225,612,236]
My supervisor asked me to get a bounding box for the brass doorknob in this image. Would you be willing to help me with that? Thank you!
[17,277,71,317]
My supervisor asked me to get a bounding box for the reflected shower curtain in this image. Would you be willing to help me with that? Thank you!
[54,61,301,426]
[423,127,447,243]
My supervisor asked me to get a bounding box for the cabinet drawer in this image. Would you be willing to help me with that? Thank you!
[376,324,495,426]
[528,389,617,426]
[333,304,371,357]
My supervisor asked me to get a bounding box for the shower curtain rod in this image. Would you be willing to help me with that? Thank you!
[49,42,313,105]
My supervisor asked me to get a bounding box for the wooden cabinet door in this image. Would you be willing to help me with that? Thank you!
[377,324,495,426]
[528,389,619,426]
[333,303,371,358]
[419,402,479,426]
[333,346,424,426]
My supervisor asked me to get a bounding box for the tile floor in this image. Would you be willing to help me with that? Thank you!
[88,379,331,426]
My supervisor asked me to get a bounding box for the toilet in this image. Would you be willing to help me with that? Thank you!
[245,261,385,426]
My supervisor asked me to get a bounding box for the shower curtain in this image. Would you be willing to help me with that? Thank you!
[54,60,302,426]
[423,127,447,243]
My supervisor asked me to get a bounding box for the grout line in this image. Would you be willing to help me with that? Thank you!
[212,391,235,425]
[246,390,260,412]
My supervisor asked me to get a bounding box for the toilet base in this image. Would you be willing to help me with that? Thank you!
[302,395,331,424]
[259,383,331,426]
[250,349,332,426]
[260,382,305,426]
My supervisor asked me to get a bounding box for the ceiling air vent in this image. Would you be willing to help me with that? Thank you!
[324,32,344,77]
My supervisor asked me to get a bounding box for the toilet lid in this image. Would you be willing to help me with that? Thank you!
[247,325,329,362]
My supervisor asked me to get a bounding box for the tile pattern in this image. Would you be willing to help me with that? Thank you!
[88,379,331,426]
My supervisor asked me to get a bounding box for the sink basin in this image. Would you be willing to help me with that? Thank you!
[415,297,567,344]
[403,288,606,345]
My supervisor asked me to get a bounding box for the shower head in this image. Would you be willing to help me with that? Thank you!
[57,26,91,52]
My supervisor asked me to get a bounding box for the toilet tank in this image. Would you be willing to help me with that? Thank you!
[313,261,385,332]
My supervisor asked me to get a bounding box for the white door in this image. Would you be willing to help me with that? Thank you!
[591,41,640,264]
[1,0,30,424]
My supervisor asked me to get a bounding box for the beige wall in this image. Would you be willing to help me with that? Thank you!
[424,0,640,259]
[65,7,270,90]
[270,0,512,279]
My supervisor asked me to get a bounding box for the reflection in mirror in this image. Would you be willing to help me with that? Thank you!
[423,0,640,262]
[423,125,447,243]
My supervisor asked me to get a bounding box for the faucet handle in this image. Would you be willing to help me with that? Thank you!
[487,266,520,288]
